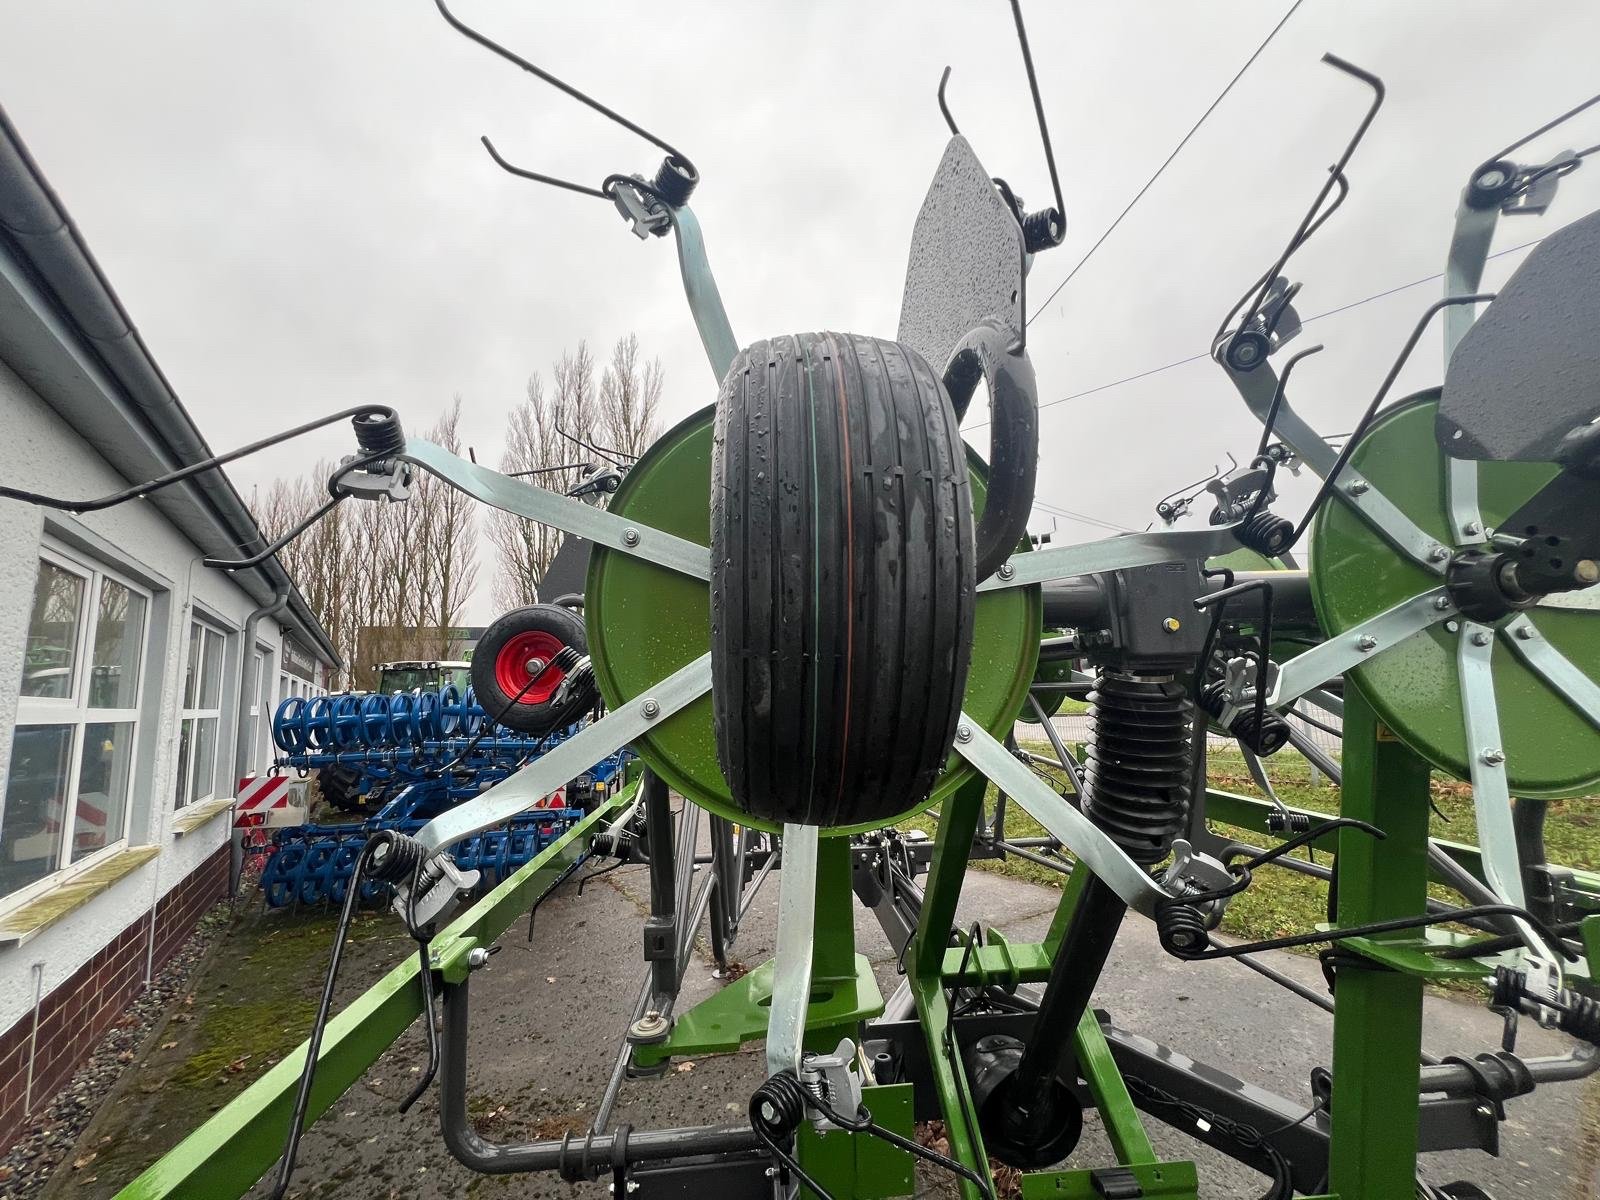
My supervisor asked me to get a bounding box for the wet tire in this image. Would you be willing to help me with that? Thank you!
[472,603,594,735]
[710,331,976,828]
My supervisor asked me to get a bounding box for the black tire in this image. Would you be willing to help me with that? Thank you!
[710,331,976,828]
[471,604,594,735]
[318,763,366,812]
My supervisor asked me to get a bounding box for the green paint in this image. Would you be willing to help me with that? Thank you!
[634,838,877,1069]
[1325,692,1432,1200]
[1584,914,1600,978]
[629,951,884,1069]
[1309,392,1600,796]
[907,775,993,1200]
[1019,1161,1199,1199]
[116,792,629,1200]
[586,406,1041,834]
[1044,858,1092,954]
[1073,1009,1156,1166]
[940,935,1051,988]
[796,1083,916,1199]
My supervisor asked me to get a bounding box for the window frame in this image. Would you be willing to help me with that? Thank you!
[174,618,228,809]
[3,545,151,910]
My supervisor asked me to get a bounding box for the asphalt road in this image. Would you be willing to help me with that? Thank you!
[253,834,1598,1200]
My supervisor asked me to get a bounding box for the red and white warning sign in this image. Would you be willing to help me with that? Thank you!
[234,775,308,831]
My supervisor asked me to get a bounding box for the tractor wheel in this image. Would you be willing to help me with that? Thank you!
[710,331,976,828]
[473,603,594,735]
[317,763,366,812]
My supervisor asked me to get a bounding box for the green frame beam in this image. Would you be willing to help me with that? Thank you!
[115,790,630,1200]
[1325,693,1432,1199]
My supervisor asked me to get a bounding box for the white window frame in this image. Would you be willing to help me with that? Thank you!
[3,545,151,910]
[174,618,228,809]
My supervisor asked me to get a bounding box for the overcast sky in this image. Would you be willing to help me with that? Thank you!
[5,1,1600,623]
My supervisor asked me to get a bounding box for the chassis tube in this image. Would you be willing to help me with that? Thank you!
[440,980,760,1176]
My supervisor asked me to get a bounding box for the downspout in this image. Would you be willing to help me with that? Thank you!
[229,581,291,896]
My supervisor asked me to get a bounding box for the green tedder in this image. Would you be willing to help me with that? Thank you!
[101,4,1600,1198]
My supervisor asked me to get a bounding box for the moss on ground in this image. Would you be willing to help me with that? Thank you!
[58,905,414,1199]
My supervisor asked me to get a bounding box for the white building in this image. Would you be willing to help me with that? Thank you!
[0,104,338,1149]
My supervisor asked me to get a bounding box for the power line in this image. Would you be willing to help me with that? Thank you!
[967,234,1545,431]
[1030,498,1133,533]
[1026,0,1306,326]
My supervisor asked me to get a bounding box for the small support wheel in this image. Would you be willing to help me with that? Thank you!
[472,603,594,735]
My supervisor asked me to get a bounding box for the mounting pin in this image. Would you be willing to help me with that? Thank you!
[640,698,660,719]
[1356,634,1378,652]
[1481,748,1506,766]
[622,527,641,547]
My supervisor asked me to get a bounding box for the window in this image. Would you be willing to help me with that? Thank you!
[241,648,272,778]
[175,620,225,809]
[2,551,148,902]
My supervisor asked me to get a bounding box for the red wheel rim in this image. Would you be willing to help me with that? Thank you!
[494,630,566,704]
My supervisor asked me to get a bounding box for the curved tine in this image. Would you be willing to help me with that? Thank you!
[1007,0,1065,229]
[1216,171,1349,345]
[937,66,961,137]
[1256,343,1325,457]
[1490,89,1600,165]
[1158,462,1222,508]
[434,0,695,174]
[479,136,607,200]
[1233,57,1384,338]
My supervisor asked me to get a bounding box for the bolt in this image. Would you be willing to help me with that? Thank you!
[1433,595,1452,611]
[765,1168,780,1179]
[1477,167,1508,190]
[1232,341,1260,366]
[997,562,1016,581]
[1475,1103,1495,1120]
[1515,624,1537,641]
[1481,748,1506,766]
[640,698,660,720]
[1463,520,1481,536]
[955,724,973,743]
[1576,559,1600,585]
[1346,479,1369,497]
[622,527,641,547]
[466,947,492,971]
[1428,546,1450,563]
[1356,634,1378,652]
[1471,630,1491,646]
[1445,620,1460,633]
[1162,617,1181,633]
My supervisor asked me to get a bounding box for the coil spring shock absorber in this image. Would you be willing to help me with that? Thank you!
[1234,508,1295,558]
[1082,672,1196,865]
[972,671,1197,1168]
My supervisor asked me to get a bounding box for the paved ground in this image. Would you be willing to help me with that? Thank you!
[57,834,1600,1199]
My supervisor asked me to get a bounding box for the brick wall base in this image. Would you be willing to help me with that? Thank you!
[0,843,229,1153]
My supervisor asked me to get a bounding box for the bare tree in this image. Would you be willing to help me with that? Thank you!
[598,333,664,461]
[254,398,479,689]
[487,337,663,612]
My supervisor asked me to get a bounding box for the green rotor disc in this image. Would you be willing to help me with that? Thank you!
[1308,390,1600,797]
[586,404,1043,833]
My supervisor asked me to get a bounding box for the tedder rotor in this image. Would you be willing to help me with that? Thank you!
[14,5,1588,1199]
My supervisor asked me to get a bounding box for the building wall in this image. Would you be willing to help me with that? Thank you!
[0,355,295,1138]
